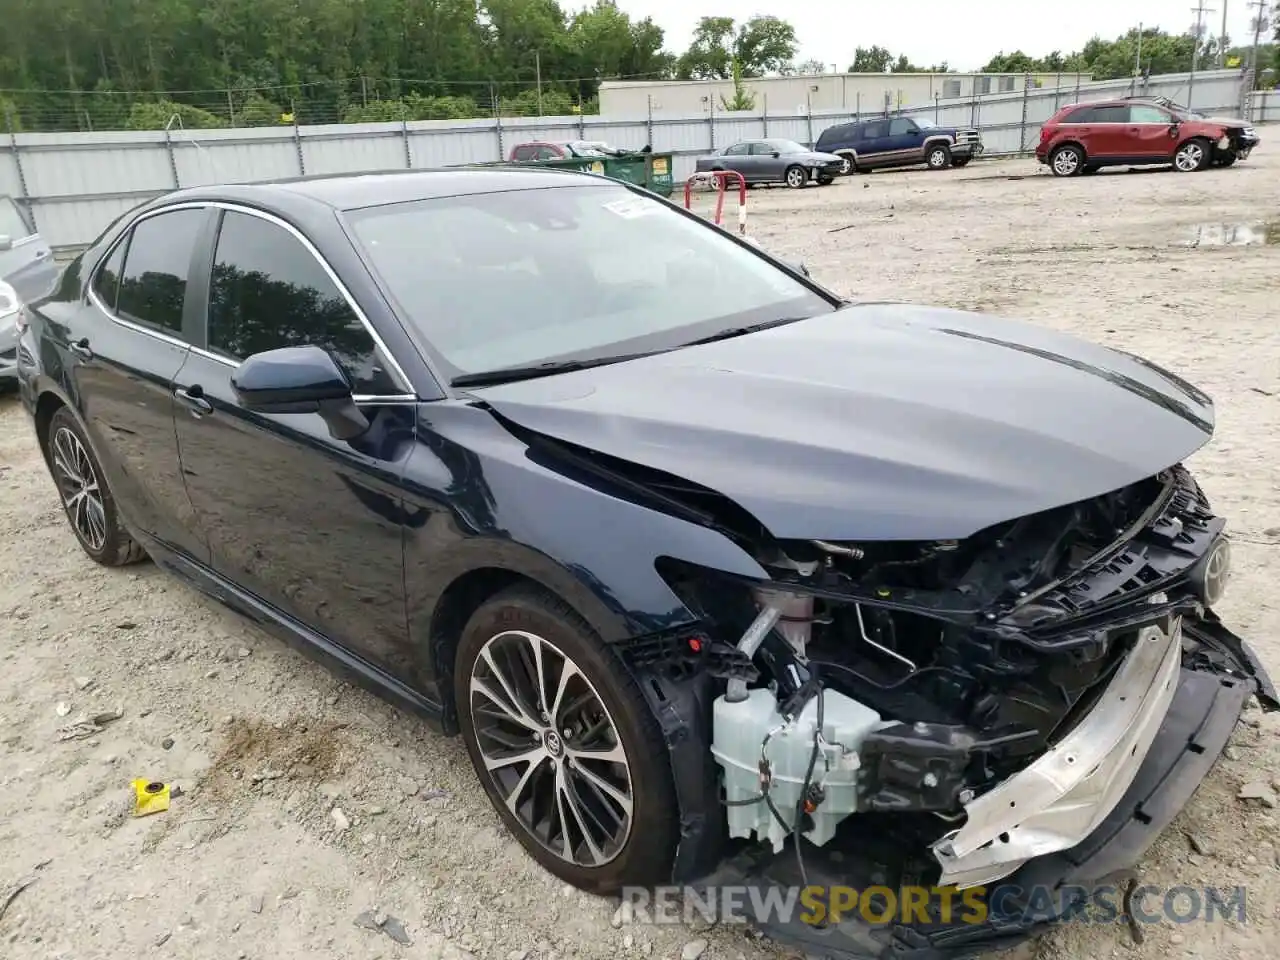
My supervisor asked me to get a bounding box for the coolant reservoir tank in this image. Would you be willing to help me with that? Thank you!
[711,688,884,852]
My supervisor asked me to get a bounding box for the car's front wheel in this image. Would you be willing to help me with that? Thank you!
[784,165,808,188]
[1174,138,1212,172]
[44,406,147,566]
[926,144,952,170]
[455,585,678,894]
[837,155,854,175]
[1050,144,1085,177]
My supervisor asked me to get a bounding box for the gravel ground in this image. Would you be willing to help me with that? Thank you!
[3,145,1280,960]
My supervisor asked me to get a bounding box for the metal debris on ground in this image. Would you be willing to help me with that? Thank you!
[56,705,124,741]
[0,875,37,924]
[354,909,412,945]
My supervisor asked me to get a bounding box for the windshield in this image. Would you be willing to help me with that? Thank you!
[346,184,834,383]
[766,139,808,154]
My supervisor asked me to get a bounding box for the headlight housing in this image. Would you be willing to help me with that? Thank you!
[0,279,24,335]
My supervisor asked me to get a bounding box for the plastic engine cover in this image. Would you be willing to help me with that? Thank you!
[711,688,884,852]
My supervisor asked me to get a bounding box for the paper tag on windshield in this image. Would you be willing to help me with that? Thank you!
[603,197,658,219]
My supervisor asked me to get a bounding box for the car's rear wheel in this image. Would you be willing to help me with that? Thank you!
[817,175,835,185]
[454,585,678,894]
[784,165,807,188]
[926,145,952,170]
[1050,144,1085,177]
[951,157,971,168]
[1217,152,1237,167]
[44,407,147,566]
[1174,138,1211,172]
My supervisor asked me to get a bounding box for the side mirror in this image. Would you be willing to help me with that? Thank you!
[771,151,781,158]
[231,345,370,441]
[0,235,12,252]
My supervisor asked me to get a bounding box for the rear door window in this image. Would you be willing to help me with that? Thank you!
[114,208,206,336]
[862,121,889,142]
[1091,105,1128,123]
[1129,105,1172,123]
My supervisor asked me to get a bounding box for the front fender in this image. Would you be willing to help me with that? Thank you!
[401,402,768,702]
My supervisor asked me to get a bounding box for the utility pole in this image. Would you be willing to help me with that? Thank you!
[1220,0,1230,67]
[535,50,543,117]
[1248,0,1270,77]
[1190,1,1215,75]
[1135,22,1144,76]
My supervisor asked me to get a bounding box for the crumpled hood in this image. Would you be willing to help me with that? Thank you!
[475,302,1215,542]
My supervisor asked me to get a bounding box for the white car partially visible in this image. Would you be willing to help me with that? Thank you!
[0,278,22,390]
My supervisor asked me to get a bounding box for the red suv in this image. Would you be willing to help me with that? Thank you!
[1036,97,1260,176]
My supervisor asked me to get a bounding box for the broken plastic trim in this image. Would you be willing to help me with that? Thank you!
[932,612,1183,887]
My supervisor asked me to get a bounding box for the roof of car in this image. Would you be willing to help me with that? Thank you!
[160,166,607,212]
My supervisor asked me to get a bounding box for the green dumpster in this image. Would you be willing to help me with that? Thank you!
[508,152,675,199]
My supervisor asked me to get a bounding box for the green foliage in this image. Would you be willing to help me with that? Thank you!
[676,15,798,79]
[126,99,229,130]
[719,58,756,112]
[0,96,20,131]
[341,94,482,123]
[980,28,1207,79]
[0,0,691,131]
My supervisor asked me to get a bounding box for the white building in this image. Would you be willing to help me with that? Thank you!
[600,71,1093,117]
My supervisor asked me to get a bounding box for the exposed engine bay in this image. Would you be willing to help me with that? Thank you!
[623,463,1270,893]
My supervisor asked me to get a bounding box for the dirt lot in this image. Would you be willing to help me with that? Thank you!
[3,146,1280,960]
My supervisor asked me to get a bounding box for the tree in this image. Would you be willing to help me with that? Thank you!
[793,58,828,76]
[676,15,797,79]
[719,58,756,111]
[849,45,893,72]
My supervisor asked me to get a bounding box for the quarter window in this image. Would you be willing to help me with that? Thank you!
[115,208,205,335]
[91,236,128,312]
[205,210,400,396]
[724,143,749,156]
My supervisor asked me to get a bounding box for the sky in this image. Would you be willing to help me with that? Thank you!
[611,0,1267,72]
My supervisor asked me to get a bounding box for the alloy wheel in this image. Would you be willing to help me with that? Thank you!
[1052,149,1080,176]
[51,426,107,552]
[1175,142,1204,172]
[786,167,806,188]
[839,156,853,175]
[468,629,634,867]
[929,148,948,168]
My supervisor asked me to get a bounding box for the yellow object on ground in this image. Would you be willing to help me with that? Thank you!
[132,779,170,817]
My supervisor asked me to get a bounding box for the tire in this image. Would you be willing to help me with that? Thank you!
[950,157,971,168]
[926,144,952,170]
[1174,138,1212,172]
[454,585,678,894]
[44,407,148,566]
[837,155,855,176]
[1082,164,1100,175]
[1050,144,1085,177]
[817,175,835,185]
[1217,152,1237,167]
[784,165,808,189]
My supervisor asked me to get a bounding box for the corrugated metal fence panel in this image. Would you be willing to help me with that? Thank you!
[36,194,150,249]
[410,118,502,167]
[1,69,1255,250]
[1250,90,1280,123]
[18,130,171,198]
[172,128,301,185]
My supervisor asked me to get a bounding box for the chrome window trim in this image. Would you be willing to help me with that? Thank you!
[85,199,418,399]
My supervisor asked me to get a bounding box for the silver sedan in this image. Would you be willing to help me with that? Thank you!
[694,138,845,188]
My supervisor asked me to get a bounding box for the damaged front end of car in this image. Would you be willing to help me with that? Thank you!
[616,462,1276,959]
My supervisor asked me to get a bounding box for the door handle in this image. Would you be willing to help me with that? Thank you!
[174,386,213,416]
[68,337,93,359]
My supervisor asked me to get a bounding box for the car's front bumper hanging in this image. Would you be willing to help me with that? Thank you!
[688,620,1275,960]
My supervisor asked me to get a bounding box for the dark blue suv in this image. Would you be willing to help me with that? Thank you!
[815,116,984,174]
